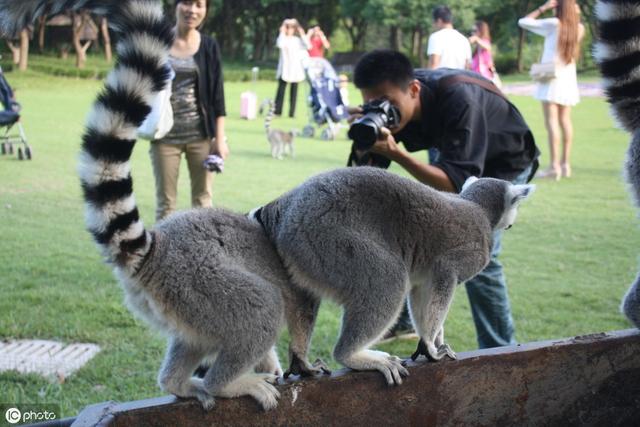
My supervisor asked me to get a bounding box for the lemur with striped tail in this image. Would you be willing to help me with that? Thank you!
[595,0,640,328]
[0,0,287,410]
[262,99,296,160]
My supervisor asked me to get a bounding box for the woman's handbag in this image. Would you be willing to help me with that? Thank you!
[529,61,557,82]
[138,69,175,141]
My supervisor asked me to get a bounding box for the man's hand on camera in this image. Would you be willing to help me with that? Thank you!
[370,127,401,161]
[347,106,363,124]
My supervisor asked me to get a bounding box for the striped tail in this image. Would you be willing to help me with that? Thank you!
[595,0,640,328]
[0,0,174,271]
[263,99,275,134]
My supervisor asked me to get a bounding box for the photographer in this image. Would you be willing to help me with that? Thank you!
[350,50,539,349]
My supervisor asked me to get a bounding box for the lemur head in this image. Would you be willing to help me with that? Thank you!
[460,176,535,231]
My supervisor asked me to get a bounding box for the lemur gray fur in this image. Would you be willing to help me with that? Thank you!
[0,0,287,411]
[256,168,534,382]
[0,0,536,406]
[595,0,640,328]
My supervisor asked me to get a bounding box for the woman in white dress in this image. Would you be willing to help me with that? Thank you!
[274,19,310,118]
[519,0,584,180]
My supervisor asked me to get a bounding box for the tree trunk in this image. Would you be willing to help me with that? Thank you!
[7,41,20,65]
[517,0,532,72]
[73,12,92,69]
[19,29,29,71]
[100,18,112,62]
[516,28,526,72]
[38,16,46,52]
[390,26,401,51]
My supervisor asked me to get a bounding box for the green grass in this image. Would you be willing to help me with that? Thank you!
[0,70,637,418]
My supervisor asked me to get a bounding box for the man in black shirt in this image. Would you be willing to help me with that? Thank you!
[352,50,539,349]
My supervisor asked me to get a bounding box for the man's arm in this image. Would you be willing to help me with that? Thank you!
[371,128,456,192]
[428,54,441,70]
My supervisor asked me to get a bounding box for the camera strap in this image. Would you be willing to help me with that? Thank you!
[438,74,508,102]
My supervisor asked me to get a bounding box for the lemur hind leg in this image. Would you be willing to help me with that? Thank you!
[202,344,280,410]
[158,337,215,410]
[282,285,330,378]
[254,346,283,377]
[409,267,458,362]
[333,284,410,386]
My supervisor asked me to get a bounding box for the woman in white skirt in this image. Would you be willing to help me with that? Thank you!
[519,0,584,180]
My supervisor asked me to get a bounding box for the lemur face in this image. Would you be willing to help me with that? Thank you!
[497,183,536,230]
[461,176,535,231]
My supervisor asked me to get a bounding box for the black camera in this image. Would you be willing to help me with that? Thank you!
[347,99,401,150]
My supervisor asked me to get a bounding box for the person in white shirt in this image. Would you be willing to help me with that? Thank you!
[427,6,472,70]
[274,19,310,118]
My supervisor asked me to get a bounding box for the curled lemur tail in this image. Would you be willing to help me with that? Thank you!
[594,0,640,328]
[0,0,173,271]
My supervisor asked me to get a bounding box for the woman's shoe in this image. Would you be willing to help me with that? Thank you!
[536,166,561,181]
[561,163,572,178]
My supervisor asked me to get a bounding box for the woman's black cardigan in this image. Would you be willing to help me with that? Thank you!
[193,34,226,139]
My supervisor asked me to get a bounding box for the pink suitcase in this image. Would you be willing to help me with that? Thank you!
[240,91,257,120]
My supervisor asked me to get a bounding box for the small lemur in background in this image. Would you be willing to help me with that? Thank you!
[595,0,640,328]
[261,98,296,160]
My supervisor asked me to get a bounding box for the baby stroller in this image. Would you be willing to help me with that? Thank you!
[302,57,348,140]
[0,61,30,160]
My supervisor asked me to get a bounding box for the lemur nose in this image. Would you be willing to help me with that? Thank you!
[506,224,513,230]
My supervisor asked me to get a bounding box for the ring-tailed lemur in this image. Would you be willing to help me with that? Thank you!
[254,168,534,382]
[262,99,296,160]
[0,0,289,410]
[595,0,640,328]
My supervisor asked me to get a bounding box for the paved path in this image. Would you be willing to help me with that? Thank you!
[502,81,604,98]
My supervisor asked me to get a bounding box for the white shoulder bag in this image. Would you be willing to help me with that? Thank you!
[138,68,175,141]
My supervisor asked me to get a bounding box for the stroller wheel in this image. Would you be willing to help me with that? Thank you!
[1,143,6,155]
[302,125,315,138]
[25,146,32,160]
[17,147,24,160]
[320,128,334,141]
[7,143,14,155]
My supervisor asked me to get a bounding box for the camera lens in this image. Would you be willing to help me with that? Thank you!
[348,119,379,150]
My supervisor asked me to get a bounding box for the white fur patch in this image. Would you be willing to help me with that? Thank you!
[78,150,132,186]
[86,104,139,140]
[594,37,640,61]
[127,0,165,22]
[85,195,138,234]
[116,32,169,66]
[106,67,157,106]
[596,1,640,21]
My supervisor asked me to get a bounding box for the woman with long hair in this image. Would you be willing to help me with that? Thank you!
[150,0,228,220]
[469,21,495,81]
[519,0,584,180]
[274,18,309,118]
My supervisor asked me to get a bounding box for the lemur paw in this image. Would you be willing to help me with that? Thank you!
[411,339,456,362]
[379,355,410,386]
[284,354,331,378]
[216,373,281,411]
[196,392,216,411]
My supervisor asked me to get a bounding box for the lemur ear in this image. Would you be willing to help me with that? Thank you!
[510,184,536,204]
[461,176,479,192]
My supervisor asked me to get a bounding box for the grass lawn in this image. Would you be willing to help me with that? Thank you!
[0,70,637,418]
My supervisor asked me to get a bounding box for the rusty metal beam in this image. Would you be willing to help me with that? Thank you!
[69,330,640,427]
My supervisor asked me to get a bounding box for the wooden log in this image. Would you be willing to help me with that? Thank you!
[66,330,640,427]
